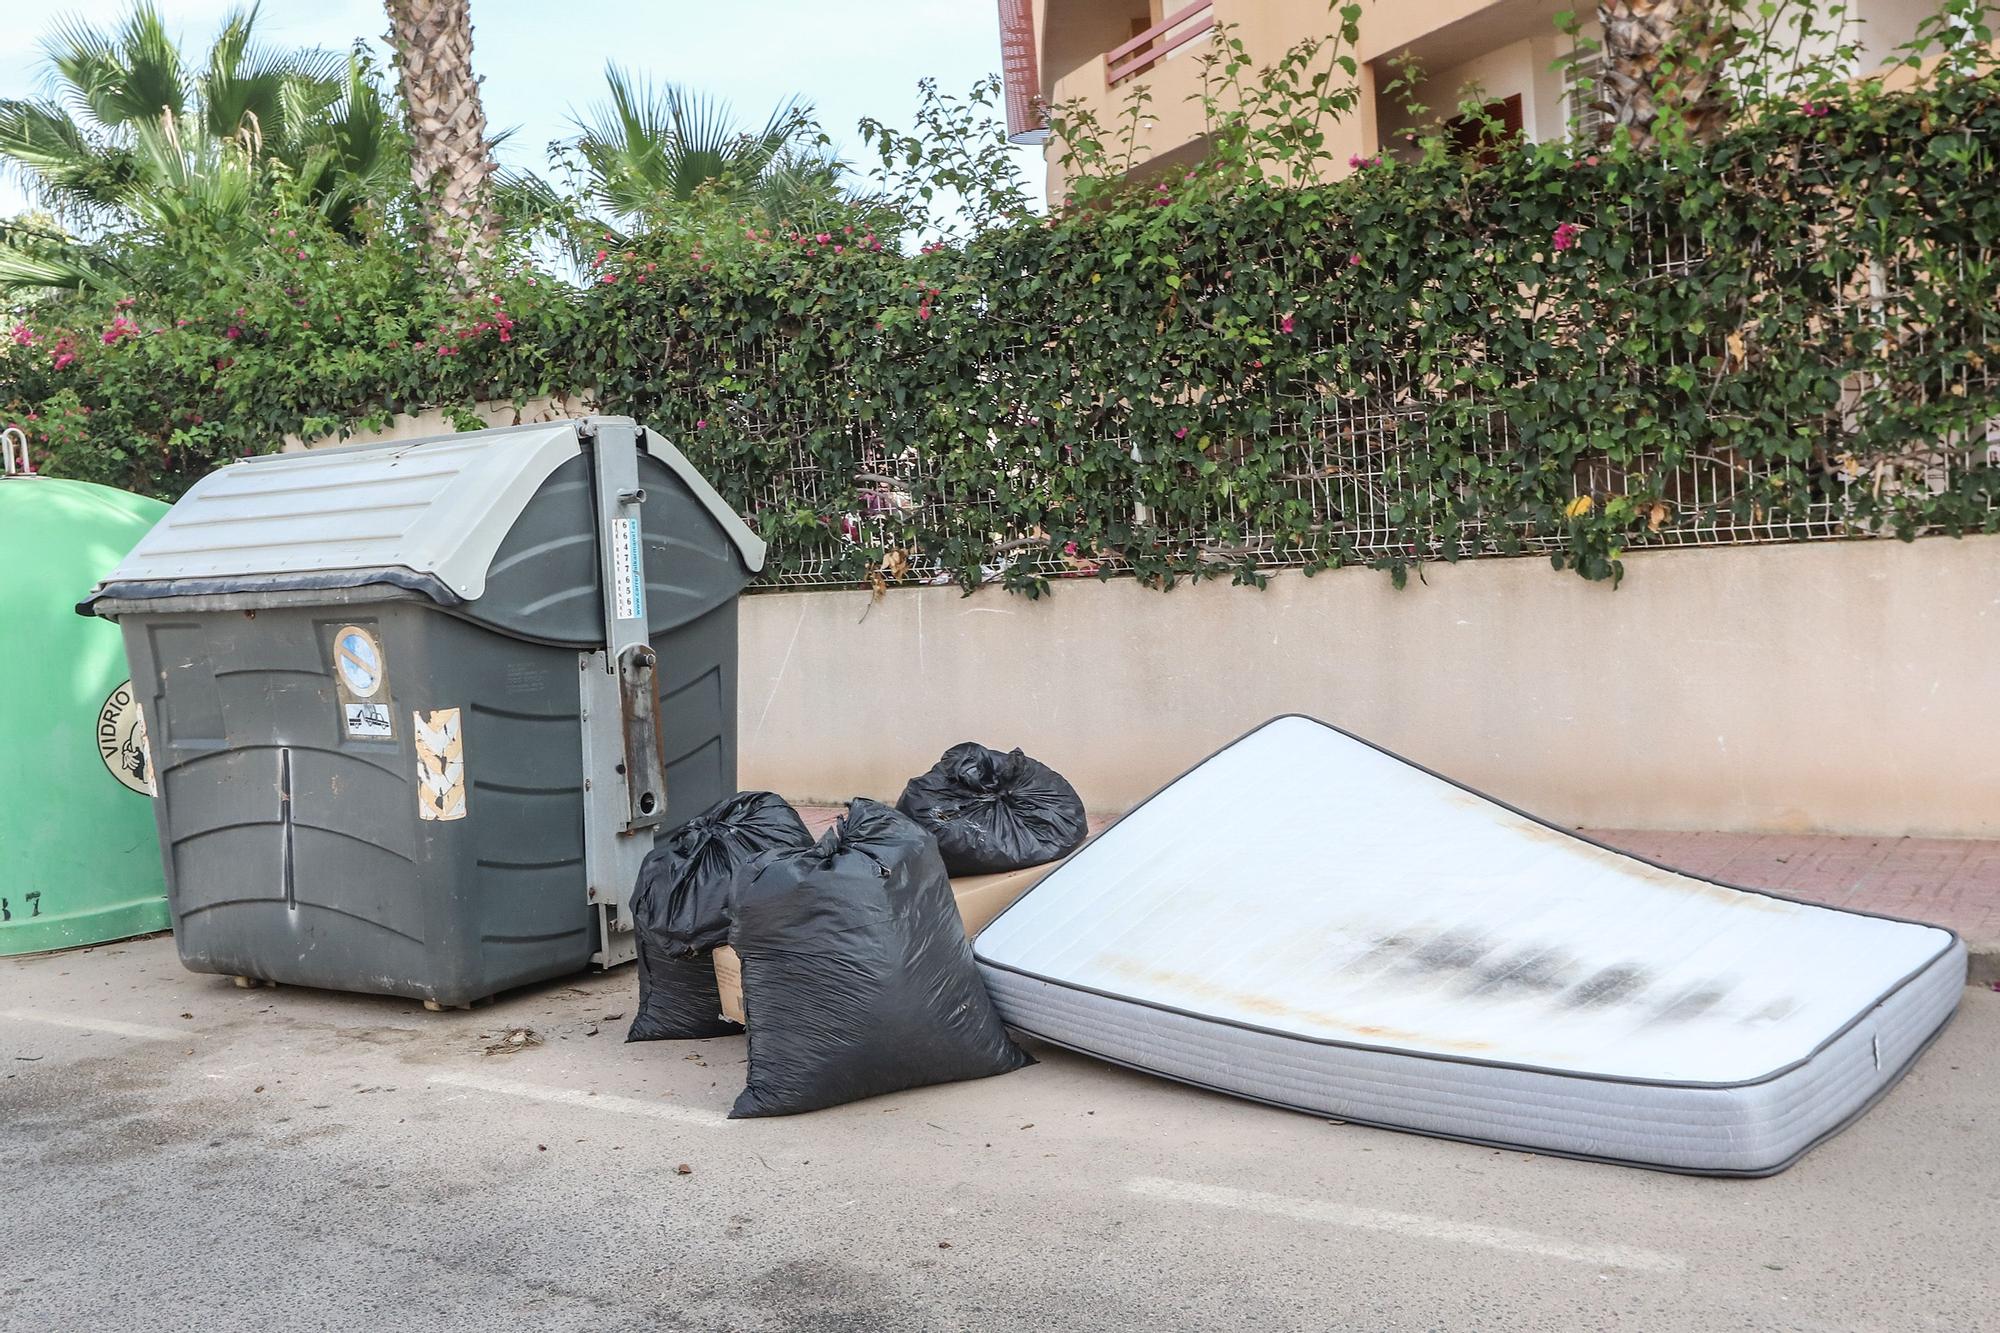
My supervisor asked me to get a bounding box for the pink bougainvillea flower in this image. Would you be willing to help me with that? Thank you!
[1280,314,1295,334]
[102,315,139,345]
[52,351,75,370]
[916,306,931,321]
[1348,253,1362,267]
[601,273,617,284]
[592,249,607,267]
[816,232,832,244]
[1173,427,1188,440]
[695,419,707,429]
[9,324,35,346]
[113,296,135,310]
[224,326,242,339]
[1552,221,1585,252]
[1063,541,1079,557]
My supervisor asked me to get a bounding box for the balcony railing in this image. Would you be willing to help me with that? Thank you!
[1106,2,1216,87]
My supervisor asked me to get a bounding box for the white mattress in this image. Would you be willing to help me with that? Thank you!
[973,716,1965,1174]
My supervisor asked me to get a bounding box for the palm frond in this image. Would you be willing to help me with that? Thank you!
[44,1,189,130]
[6,11,406,242]
[203,5,344,150]
[570,66,825,221]
[0,220,116,293]
[0,98,140,217]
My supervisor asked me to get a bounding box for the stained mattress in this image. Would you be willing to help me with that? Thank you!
[972,716,1964,1174]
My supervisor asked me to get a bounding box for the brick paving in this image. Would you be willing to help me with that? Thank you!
[798,804,1999,981]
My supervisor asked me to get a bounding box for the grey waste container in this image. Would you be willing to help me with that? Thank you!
[79,417,765,1007]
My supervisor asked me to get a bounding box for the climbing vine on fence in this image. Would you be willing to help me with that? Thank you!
[5,59,1998,594]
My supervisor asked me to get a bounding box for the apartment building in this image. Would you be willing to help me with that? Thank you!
[998,0,1947,200]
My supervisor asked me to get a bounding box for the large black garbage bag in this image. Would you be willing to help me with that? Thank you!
[896,742,1088,876]
[729,798,1031,1117]
[627,791,812,1042]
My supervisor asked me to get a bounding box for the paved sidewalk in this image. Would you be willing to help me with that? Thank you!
[6,936,1996,1331]
[799,805,2000,983]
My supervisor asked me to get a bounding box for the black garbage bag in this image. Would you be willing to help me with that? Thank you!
[896,742,1088,876]
[729,798,1031,1117]
[627,791,812,1042]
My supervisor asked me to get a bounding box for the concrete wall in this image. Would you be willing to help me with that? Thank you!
[738,536,2000,838]
[286,393,593,453]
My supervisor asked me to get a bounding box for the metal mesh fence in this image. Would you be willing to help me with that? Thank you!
[704,211,1997,591]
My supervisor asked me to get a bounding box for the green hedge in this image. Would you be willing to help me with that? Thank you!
[7,74,1999,593]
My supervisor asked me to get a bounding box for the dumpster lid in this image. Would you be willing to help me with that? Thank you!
[80,417,764,611]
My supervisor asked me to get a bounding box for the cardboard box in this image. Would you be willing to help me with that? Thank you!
[711,859,1064,1027]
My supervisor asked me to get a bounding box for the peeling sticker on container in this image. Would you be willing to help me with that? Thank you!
[96,681,154,796]
[414,708,467,821]
[611,515,646,623]
[343,701,393,739]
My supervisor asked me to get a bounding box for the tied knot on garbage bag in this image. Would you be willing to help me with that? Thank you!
[728,798,1031,1118]
[897,742,1088,876]
[627,792,811,1042]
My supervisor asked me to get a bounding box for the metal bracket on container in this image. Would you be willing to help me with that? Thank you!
[578,419,661,968]
[618,643,666,831]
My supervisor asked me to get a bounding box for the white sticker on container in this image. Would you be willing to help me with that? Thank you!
[343,702,393,739]
[334,625,385,698]
[414,708,467,822]
[96,681,155,796]
[611,515,646,623]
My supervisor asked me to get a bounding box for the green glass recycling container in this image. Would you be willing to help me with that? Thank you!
[0,473,169,955]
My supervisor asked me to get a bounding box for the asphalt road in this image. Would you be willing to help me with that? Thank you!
[3,936,1994,1332]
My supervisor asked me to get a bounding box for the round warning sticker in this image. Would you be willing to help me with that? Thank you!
[334,625,384,699]
[97,680,155,796]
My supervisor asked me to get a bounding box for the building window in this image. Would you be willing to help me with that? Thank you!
[1567,48,1609,146]
[1446,94,1524,165]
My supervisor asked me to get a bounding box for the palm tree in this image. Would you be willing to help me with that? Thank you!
[570,66,814,220]
[551,64,896,245]
[0,3,403,290]
[1595,1,1741,149]
[383,0,501,269]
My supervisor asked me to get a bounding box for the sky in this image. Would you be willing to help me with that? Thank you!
[0,0,1046,218]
